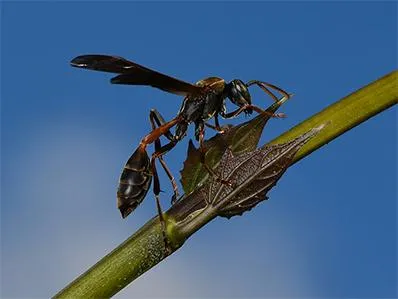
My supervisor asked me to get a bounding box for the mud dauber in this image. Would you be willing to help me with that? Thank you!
[70,54,290,220]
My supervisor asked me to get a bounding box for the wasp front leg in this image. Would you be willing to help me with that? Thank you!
[220,104,286,119]
[246,80,291,103]
[220,80,291,119]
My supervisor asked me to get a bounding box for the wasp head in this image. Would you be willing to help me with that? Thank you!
[226,79,252,114]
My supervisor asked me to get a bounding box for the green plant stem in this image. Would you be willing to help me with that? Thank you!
[271,71,397,162]
[53,71,397,299]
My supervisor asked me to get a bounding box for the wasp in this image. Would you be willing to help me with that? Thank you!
[70,55,290,219]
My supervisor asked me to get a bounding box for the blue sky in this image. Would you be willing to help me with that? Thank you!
[1,1,396,298]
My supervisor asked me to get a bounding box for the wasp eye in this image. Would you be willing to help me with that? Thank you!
[233,80,251,104]
[235,82,242,92]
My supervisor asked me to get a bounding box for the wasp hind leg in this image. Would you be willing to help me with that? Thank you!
[150,137,179,255]
[138,111,180,254]
[149,109,180,204]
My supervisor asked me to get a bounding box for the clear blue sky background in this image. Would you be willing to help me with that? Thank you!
[1,1,396,298]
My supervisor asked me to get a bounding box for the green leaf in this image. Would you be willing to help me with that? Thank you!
[215,125,325,218]
[180,96,290,194]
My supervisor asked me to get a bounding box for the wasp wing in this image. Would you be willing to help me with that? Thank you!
[70,54,203,96]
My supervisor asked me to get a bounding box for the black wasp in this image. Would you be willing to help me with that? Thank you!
[70,54,290,219]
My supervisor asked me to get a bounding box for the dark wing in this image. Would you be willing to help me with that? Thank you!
[70,54,204,96]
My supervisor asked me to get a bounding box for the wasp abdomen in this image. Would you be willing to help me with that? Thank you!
[117,146,153,218]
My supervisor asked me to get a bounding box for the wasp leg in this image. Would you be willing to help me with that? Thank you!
[221,104,286,119]
[246,80,291,102]
[140,116,181,147]
[139,116,181,254]
[205,114,226,133]
[149,109,180,204]
[150,156,172,254]
[196,122,232,186]
[150,109,174,141]
[205,122,223,132]
[150,140,179,246]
